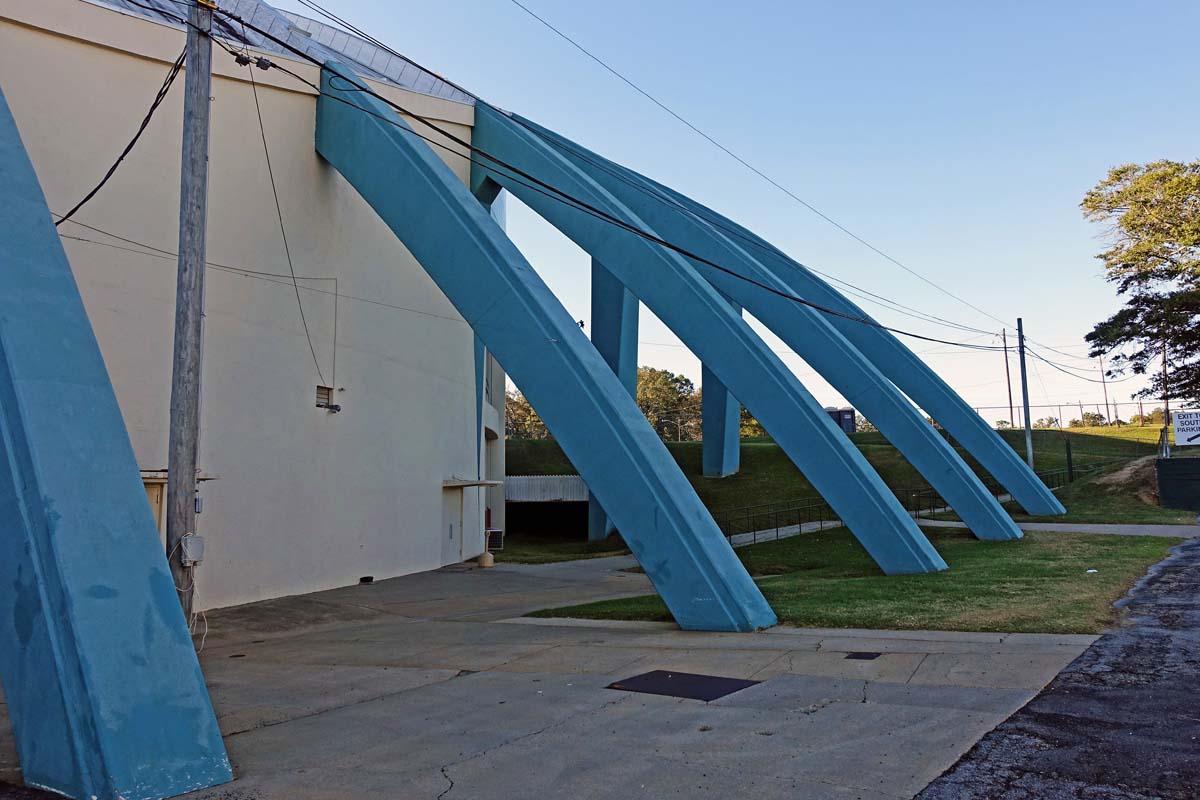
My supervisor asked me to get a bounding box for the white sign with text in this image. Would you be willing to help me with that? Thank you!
[1172,410,1200,446]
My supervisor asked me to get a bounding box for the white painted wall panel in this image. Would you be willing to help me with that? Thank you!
[0,0,499,609]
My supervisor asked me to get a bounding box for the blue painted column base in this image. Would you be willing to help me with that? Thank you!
[0,86,230,800]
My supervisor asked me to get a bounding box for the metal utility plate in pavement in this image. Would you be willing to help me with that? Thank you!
[608,670,759,702]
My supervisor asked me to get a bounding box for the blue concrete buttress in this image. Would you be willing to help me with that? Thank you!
[0,86,231,800]
[470,103,946,574]
[587,259,638,541]
[513,116,1023,541]
[618,171,1064,516]
[315,63,776,630]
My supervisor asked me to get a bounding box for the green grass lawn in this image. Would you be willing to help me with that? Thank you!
[496,533,628,564]
[1062,425,1170,446]
[930,457,1196,525]
[507,428,1157,514]
[528,527,1175,634]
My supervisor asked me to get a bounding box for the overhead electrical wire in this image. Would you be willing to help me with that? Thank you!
[290,0,1000,340]
[126,0,1006,351]
[499,0,1113,359]
[243,53,327,384]
[499,0,1012,330]
[68,7,1141,400]
[146,0,1099,372]
[56,217,467,323]
[60,223,822,370]
[55,46,186,227]
[107,1,1134,380]
[1026,348,1139,385]
[169,2,1009,356]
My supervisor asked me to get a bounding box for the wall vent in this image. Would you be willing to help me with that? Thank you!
[315,385,340,412]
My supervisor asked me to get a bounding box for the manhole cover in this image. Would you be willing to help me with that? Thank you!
[607,670,759,701]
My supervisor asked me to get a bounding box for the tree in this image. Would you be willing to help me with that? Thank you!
[1131,407,1167,426]
[1034,417,1059,429]
[995,420,1011,429]
[1081,160,1200,406]
[1069,411,1107,428]
[855,415,878,433]
[636,366,700,441]
[739,406,766,438]
[504,390,549,439]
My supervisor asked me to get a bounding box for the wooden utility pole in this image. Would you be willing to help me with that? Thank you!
[1016,318,1034,468]
[1099,354,1111,424]
[166,0,214,617]
[1162,337,1171,425]
[1002,329,1015,429]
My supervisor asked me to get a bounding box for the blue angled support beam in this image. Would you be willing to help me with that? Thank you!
[702,295,742,478]
[587,258,637,541]
[0,86,231,799]
[702,365,740,477]
[316,64,775,630]
[618,171,1064,516]
[471,104,946,574]
[515,116,1022,542]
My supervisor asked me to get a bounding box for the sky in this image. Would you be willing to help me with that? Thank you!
[274,0,1200,424]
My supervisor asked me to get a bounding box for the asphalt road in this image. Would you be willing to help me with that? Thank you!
[920,537,1200,799]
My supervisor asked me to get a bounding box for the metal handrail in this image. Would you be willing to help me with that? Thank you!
[709,455,1137,544]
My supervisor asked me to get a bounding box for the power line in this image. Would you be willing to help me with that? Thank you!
[495,110,1000,337]
[1025,348,1140,385]
[501,0,1011,330]
[244,54,327,384]
[107,1,1010,357]
[57,218,466,323]
[292,0,1000,340]
[55,46,186,227]
[152,0,1121,385]
[202,7,1010,354]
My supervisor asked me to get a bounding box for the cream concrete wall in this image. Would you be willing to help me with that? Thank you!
[0,0,503,610]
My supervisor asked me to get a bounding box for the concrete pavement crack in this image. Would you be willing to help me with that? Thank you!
[905,653,929,683]
[436,765,454,800]
[434,694,634,797]
[224,671,467,737]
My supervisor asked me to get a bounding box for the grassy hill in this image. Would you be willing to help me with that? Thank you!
[507,427,1158,513]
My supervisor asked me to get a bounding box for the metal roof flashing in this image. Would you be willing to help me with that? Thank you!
[85,0,475,106]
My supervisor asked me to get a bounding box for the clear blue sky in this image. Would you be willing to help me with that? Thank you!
[276,0,1199,422]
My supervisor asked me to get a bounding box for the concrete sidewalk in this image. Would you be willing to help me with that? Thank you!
[723,511,1198,551]
[1,556,1095,800]
[919,519,1199,537]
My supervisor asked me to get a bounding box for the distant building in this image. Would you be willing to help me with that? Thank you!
[0,0,505,609]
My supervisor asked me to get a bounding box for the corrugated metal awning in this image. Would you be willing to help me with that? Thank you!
[505,475,588,503]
